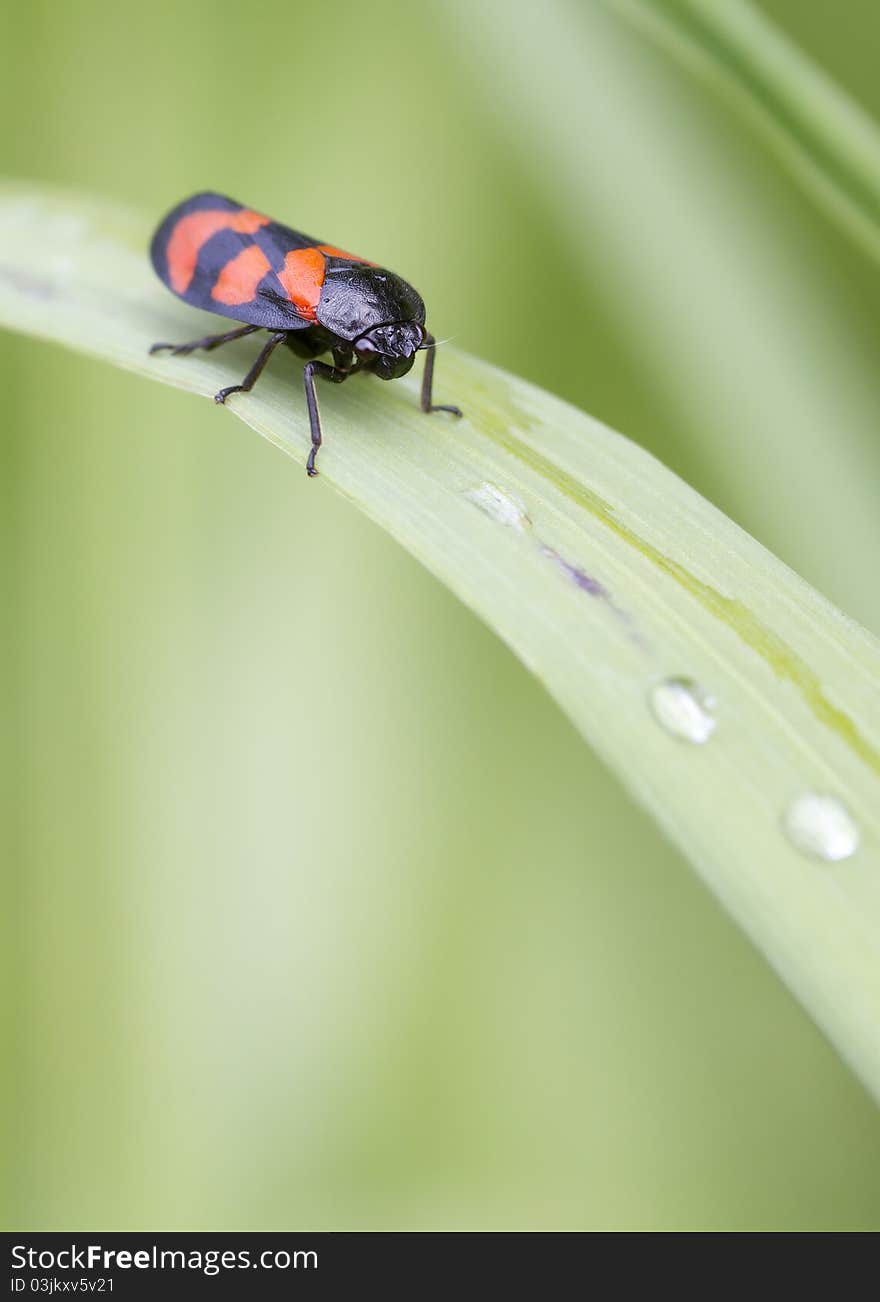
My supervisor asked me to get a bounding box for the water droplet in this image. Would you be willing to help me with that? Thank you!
[465,482,531,532]
[649,677,716,744]
[783,793,860,862]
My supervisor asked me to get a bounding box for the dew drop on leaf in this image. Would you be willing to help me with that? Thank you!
[464,482,532,532]
[649,677,717,744]
[783,793,860,862]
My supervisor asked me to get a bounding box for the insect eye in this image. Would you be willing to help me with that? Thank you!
[355,338,378,357]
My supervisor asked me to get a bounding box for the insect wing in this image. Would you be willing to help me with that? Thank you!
[150,193,322,331]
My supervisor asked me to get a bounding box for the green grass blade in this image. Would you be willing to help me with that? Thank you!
[604,0,880,263]
[2,181,880,1099]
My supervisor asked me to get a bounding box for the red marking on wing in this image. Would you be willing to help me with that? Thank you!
[167,208,270,293]
[211,245,272,306]
[316,242,373,265]
[276,247,327,320]
[275,243,375,318]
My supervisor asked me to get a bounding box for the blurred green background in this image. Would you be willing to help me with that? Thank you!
[3,0,880,1231]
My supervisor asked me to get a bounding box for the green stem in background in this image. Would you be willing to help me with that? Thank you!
[2,182,880,1099]
[441,0,880,637]
[604,0,880,264]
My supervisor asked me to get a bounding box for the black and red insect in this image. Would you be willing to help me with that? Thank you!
[149,192,461,476]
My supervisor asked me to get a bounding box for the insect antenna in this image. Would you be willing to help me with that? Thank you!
[418,334,457,350]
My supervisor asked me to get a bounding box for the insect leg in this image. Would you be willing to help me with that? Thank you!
[214,331,288,405]
[420,333,462,418]
[149,324,260,356]
[302,359,359,478]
